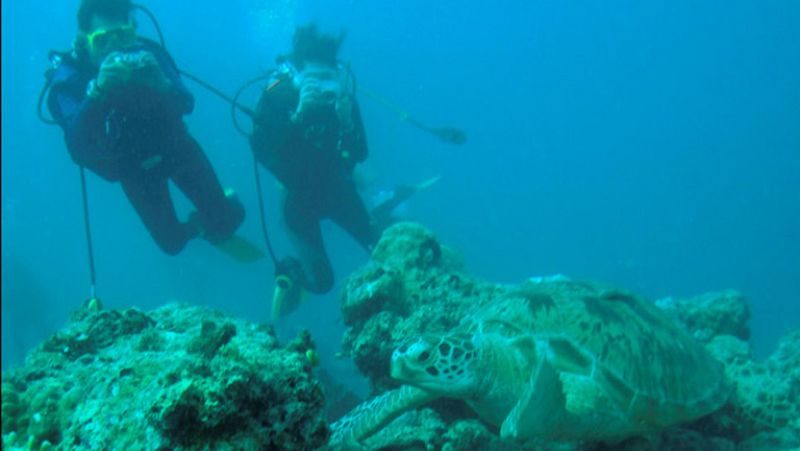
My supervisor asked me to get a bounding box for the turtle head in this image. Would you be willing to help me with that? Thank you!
[391,333,479,397]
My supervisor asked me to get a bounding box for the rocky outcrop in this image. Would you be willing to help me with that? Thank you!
[1,301,329,450]
[337,222,799,451]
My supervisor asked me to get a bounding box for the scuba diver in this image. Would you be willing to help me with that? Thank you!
[249,24,429,319]
[46,0,245,256]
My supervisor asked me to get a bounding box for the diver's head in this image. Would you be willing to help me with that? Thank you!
[286,23,346,70]
[283,23,354,125]
[76,0,137,67]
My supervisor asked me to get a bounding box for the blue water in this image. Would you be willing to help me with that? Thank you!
[2,0,799,392]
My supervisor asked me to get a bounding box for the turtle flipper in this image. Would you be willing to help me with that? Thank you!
[501,355,566,440]
[329,385,436,446]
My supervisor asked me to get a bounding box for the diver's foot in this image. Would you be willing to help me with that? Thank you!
[219,188,246,241]
[186,210,206,240]
[187,188,245,244]
[187,197,263,263]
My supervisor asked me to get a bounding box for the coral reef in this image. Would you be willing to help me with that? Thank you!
[655,290,751,342]
[1,302,328,450]
[5,222,795,451]
[655,293,797,443]
[341,223,504,392]
[702,332,800,443]
[336,222,800,451]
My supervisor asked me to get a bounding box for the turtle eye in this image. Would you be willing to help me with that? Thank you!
[418,351,430,362]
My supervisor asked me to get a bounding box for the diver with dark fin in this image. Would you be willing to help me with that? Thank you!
[248,24,436,320]
[45,0,247,258]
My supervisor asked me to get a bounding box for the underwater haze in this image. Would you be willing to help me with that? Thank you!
[2,0,799,392]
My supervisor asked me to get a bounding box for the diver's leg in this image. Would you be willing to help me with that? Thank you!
[121,174,193,255]
[170,134,244,243]
[330,182,379,252]
[283,193,334,294]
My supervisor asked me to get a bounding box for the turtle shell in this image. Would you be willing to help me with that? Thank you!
[458,278,729,434]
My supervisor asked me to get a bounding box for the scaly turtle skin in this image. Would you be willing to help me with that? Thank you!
[330,277,729,445]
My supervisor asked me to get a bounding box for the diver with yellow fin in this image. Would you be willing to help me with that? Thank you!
[43,0,248,258]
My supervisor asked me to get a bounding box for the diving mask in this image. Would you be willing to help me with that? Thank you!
[85,24,136,61]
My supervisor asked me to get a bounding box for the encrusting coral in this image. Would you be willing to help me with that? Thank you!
[1,301,329,450]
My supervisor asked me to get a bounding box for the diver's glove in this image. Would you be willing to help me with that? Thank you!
[272,256,307,321]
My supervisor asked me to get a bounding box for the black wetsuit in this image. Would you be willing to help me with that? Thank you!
[47,39,244,255]
[250,62,375,294]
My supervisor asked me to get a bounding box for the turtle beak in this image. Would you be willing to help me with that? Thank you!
[390,357,406,379]
[390,340,414,380]
[391,338,432,381]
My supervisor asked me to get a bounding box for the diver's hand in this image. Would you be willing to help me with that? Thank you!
[291,80,336,124]
[89,51,171,99]
[127,51,172,92]
[93,51,135,95]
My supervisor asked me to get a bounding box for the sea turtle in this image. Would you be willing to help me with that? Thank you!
[331,277,729,446]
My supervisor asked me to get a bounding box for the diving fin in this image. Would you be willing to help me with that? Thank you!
[190,188,266,263]
[414,174,442,192]
[270,256,308,321]
[371,175,441,225]
[218,189,264,262]
[213,234,265,263]
[271,274,307,321]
